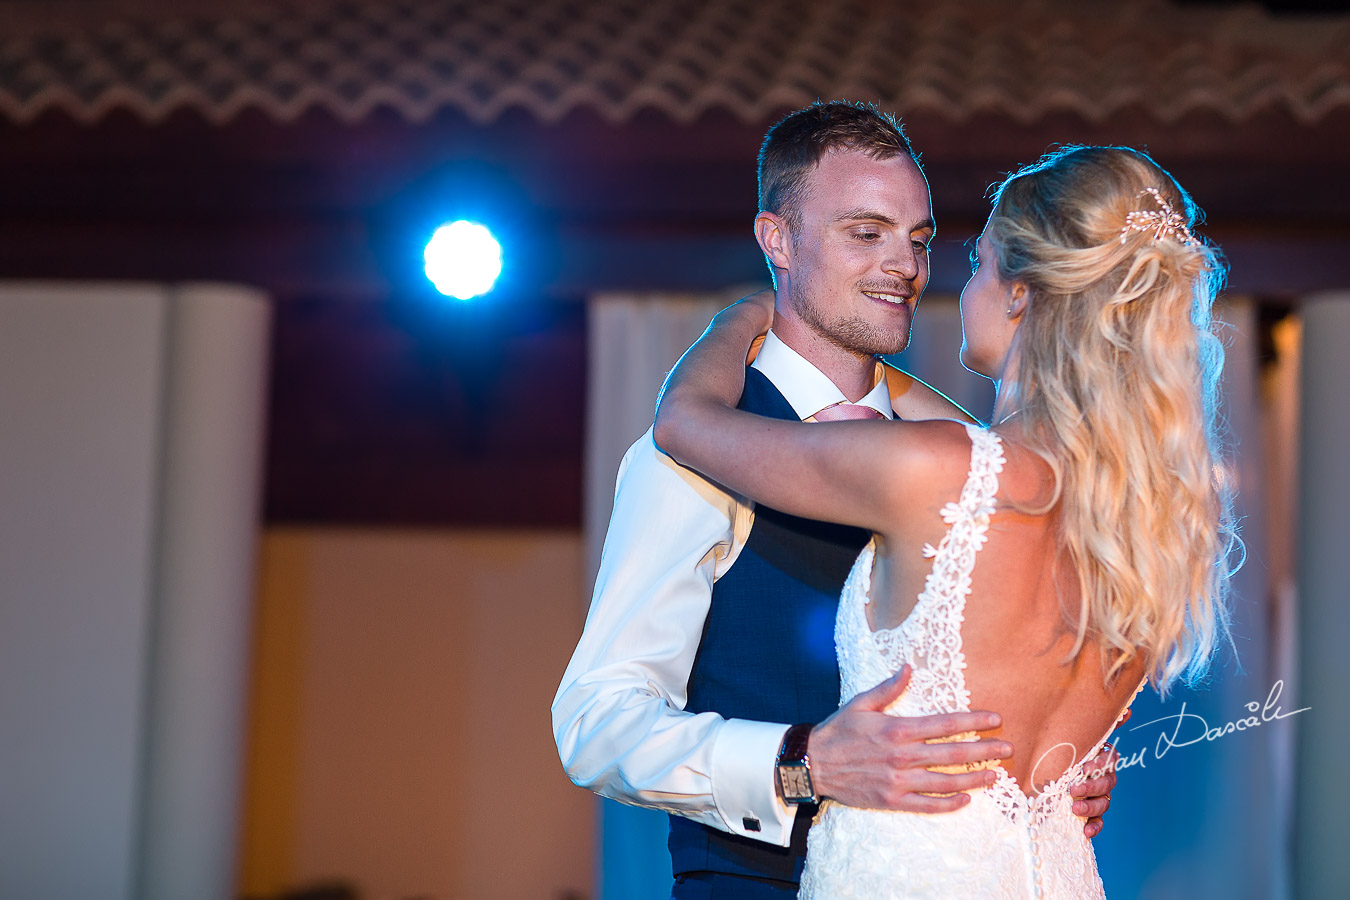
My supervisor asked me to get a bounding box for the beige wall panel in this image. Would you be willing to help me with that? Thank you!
[242,528,594,900]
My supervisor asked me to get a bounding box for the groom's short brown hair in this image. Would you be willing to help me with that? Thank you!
[758,100,919,237]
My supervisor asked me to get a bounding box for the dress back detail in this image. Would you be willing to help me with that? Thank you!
[801,423,1136,899]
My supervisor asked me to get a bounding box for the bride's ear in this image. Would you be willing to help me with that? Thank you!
[1006,283,1030,322]
[755,212,792,271]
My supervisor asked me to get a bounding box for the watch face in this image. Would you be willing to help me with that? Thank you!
[779,764,813,800]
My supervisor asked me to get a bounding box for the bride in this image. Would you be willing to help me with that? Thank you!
[653,145,1235,898]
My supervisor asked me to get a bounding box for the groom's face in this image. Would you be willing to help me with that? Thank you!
[782,149,934,357]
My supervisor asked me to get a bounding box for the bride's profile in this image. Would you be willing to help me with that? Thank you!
[653,144,1236,898]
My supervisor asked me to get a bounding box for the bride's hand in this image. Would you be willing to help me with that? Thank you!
[654,288,776,461]
[709,289,775,362]
[1073,742,1121,838]
[730,288,775,335]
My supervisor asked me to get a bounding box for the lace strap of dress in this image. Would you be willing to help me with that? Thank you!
[897,423,1006,713]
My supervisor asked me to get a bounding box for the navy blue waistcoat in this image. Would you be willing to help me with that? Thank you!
[668,367,872,886]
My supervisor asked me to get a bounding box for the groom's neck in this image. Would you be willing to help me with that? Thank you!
[771,303,879,404]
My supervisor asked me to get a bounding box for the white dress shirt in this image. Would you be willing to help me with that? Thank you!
[552,331,893,847]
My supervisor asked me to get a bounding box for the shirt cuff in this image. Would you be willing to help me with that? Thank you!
[710,718,796,846]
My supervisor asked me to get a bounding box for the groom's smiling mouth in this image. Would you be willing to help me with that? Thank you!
[862,289,913,305]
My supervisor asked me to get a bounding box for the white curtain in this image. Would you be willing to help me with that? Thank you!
[0,282,270,900]
[1292,292,1350,896]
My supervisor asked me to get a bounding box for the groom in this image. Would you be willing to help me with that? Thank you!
[553,101,1118,898]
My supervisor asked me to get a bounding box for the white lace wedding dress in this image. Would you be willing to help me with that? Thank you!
[799,424,1138,899]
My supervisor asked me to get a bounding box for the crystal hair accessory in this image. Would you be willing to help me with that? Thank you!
[1119,187,1196,246]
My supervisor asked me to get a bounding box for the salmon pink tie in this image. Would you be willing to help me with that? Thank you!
[813,402,885,422]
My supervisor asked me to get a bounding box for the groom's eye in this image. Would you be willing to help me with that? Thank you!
[854,230,881,242]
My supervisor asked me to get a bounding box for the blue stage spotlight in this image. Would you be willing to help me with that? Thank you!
[424,220,503,300]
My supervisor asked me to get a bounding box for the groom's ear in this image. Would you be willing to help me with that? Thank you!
[754,211,792,271]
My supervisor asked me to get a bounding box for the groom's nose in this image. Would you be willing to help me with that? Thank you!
[882,244,920,281]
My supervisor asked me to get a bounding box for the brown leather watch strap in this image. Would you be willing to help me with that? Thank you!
[778,723,813,765]
[775,723,817,803]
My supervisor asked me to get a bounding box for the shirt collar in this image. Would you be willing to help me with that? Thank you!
[750,330,894,421]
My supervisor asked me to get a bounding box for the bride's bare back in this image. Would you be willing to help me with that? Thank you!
[868,418,1147,795]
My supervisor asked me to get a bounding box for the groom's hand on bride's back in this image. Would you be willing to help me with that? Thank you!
[806,664,1011,813]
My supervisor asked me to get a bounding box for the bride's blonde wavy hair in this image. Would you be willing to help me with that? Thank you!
[986,145,1237,694]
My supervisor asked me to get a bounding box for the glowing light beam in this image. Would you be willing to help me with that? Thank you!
[424,220,503,300]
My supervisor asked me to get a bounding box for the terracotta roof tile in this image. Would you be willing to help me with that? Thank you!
[0,0,1345,126]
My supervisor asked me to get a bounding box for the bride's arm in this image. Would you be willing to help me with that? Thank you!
[654,298,960,534]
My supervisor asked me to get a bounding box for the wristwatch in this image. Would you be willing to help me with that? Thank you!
[775,723,817,804]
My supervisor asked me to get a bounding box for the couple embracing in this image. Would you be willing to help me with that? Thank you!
[554,100,1233,899]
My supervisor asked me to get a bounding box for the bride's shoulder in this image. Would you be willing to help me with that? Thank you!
[893,417,982,456]
[885,418,983,498]
[885,420,1056,518]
